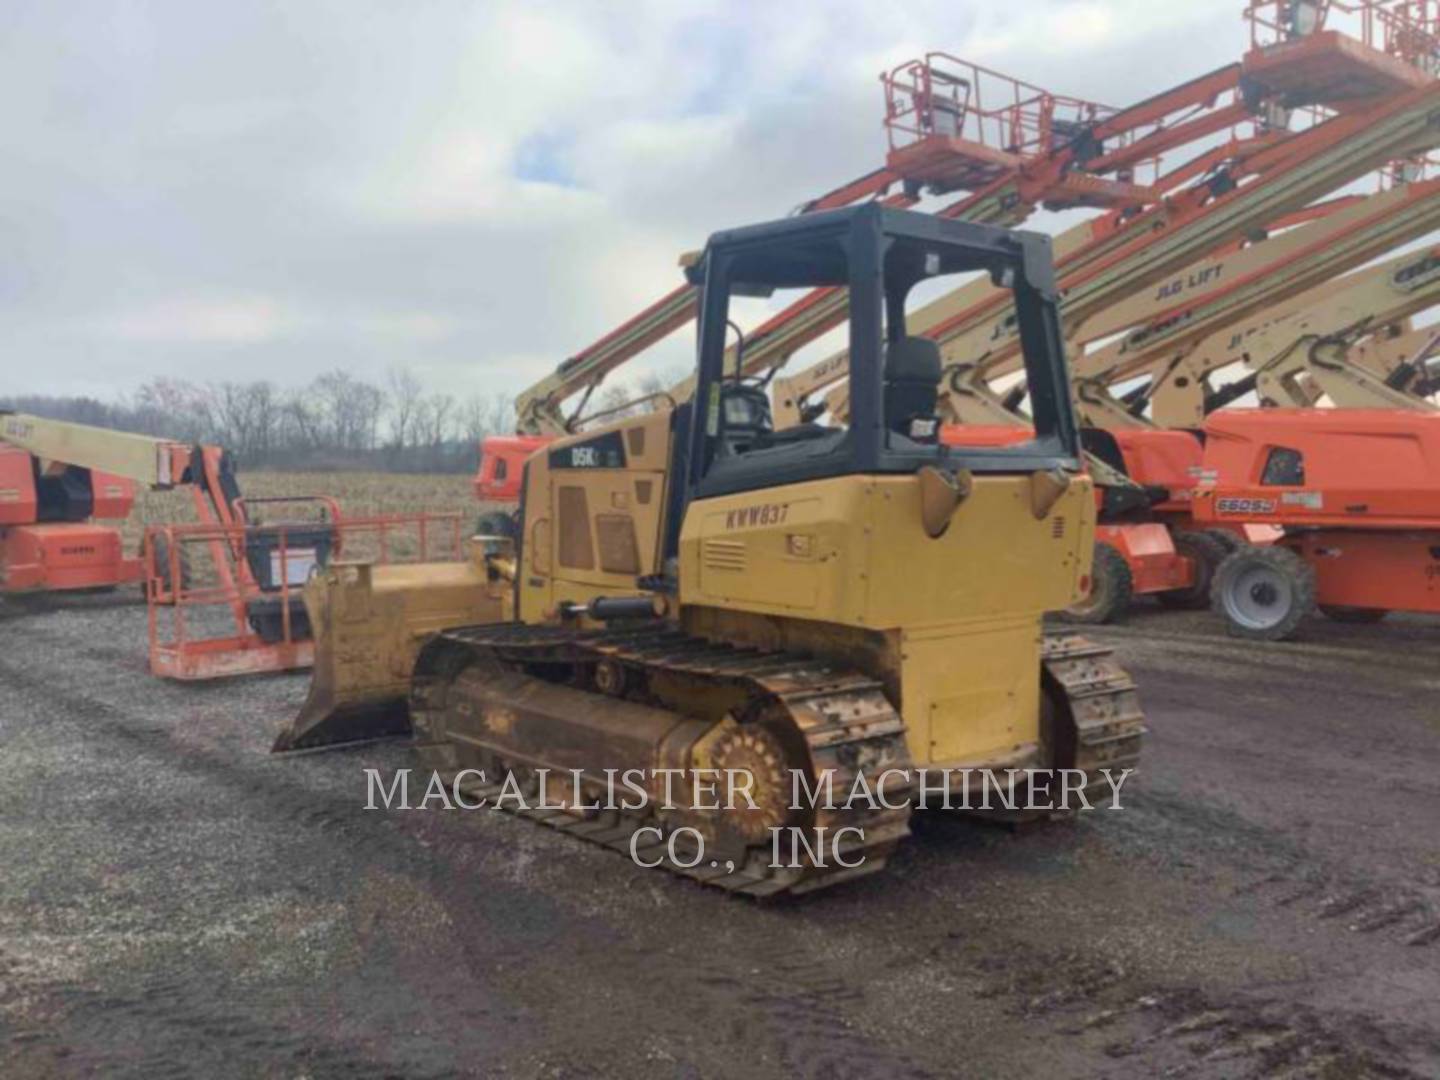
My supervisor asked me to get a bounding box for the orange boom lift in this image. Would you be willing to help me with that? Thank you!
[0,409,465,679]
[0,410,251,594]
[1195,408,1440,638]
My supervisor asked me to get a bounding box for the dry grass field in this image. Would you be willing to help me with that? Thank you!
[122,470,479,549]
[5,599,1440,1077]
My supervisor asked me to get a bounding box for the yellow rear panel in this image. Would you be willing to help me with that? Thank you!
[681,473,1094,625]
[679,471,1095,766]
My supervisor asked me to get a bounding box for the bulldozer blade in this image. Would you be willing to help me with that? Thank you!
[270,555,510,753]
[270,587,413,752]
[274,687,412,753]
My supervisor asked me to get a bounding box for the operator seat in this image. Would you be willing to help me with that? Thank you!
[717,383,774,455]
[883,336,942,442]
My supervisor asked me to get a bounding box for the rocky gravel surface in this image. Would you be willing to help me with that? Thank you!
[1,592,1437,1078]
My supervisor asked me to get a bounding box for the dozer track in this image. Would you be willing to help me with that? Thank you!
[409,624,915,897]
[1040,633,1146,803]
[400,624,1144,897]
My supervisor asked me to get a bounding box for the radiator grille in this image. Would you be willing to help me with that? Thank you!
[702,539,747,572]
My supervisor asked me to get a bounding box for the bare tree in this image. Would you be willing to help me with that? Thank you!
[281,386,321,451]
[249,381,278,459]
[421,392,455,468]
[213,380,280,459]
[132,377,214,441]
[386,366,423,450]
[634,372,676,414]
[461,393,490,446]
[354,380,386,451]
[487,391,514,435]
[5,370,506,473]
[309,370,386,451]
[594,383,635,422]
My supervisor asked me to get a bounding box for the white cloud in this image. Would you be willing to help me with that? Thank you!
[0,0,1251,406]
[359,311,462,343]
[102,296,290,345]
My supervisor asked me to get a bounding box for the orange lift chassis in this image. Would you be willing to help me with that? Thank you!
[1197,408,1440,639]
[0,410,360,677]
[1054,233,1440,619]
[0,409,471,680]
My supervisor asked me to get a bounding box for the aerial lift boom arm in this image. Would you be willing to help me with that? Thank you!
[798,74,1440,429]
[5,412,198,490]
[915,73,1440,413]
[513,55,1254,436]
[1073,180,1440,389]
[1076,239,1440,427]
[1,411,243,526]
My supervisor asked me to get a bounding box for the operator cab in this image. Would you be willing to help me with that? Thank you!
[882,336,943,443]
[682,203,1080,503]
[714,332,944,457]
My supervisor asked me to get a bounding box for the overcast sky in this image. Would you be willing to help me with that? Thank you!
[3,1,1243,403]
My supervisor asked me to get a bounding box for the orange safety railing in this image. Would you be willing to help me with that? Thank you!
[1244,1,1440,185]
[882,53,1113,159]
[145,511,466,681]
[1246,1,1440,68]
[879,53,1209,203]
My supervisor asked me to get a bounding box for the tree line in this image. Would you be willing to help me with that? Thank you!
[1,368,516,473]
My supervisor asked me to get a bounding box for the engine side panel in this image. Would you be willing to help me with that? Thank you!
[518,411,675,622]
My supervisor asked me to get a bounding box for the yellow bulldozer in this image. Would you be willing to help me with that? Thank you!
[273,204,1144,896]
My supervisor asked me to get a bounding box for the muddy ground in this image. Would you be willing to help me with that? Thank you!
[1,593,1437,1079]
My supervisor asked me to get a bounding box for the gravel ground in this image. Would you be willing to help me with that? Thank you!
[1,592,1437,1078]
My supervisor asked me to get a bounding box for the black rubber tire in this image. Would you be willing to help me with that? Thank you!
[1203,528,1244,556]
[1157,530,1231,610]
[1211,545,1316,641]
[1319,605,1389,624]
[1061,542,1134,625]
[474,510,519,540]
